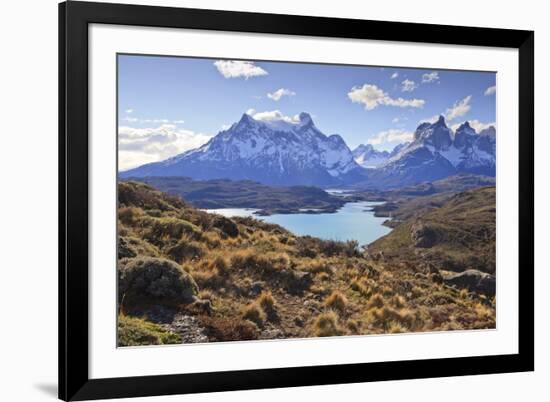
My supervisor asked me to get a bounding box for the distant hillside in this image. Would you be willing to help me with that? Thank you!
[357,174,495,201]
[123,176,346,215]
[369,186,496,274]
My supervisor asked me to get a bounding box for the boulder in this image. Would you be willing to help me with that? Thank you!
[411,222,438,248]
[212,215,239,237]
[443,269,495,295]
[118,237,136,259]
[119,257,199,304]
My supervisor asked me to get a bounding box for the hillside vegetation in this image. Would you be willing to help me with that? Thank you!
[117,181,495,346]
[369,186,496,274]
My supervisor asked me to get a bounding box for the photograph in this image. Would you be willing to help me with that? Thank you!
[116,54,497,346]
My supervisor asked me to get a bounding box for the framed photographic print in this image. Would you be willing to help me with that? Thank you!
[59,1,534,400]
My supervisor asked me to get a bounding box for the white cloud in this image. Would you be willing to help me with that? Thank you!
[419,115,441,124]
[444,95,472,121]
[122,116,184,125]
[484,85,496,96]
[125,109,133,114]
[248,109,300,124]
[118,124,212,170]
[401,79,418,92]
[391,72,399,79]
[418,96,473,125]
[367,129,414,146]
[348,84,425,110]
[391,116,408,125]
[267,88,296,101]
[451,119,496,133]
[422,72,439,83]
[213,60,268,79]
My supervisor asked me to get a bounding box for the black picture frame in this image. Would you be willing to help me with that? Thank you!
[59,1,534,400]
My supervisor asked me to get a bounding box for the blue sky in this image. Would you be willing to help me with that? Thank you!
[118,54,496,170]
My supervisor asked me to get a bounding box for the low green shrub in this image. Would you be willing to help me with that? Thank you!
[119,257,198,305]
[117,315,181,346]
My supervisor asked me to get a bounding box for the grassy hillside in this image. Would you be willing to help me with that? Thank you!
[369,186,496,274]
[124,176,346,215]
[117,181,495,346]
[356,174,495,201]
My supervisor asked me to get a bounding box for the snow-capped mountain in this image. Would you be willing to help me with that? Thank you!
[365,116,496,188]
[352,144,390,168]
[352,143,410,168]
[121,112,365,186]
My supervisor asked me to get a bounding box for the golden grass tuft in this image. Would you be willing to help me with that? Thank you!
[390,295,407,309]
[350,277,371,297]
[166,237,206,262]
[388,321,407,334]
[459,288,469,300]
[324,291,348,314]
[198,289,214,301]
[257,291,277,315]
[346,319,361,334]
[317,272,331,282]
[118,206,144,225]
[202,231,222,248]
[242,303,266,327]
[312,311,343,337]
[366,293,385,309]
[367,306,416,331]
[209,255,229,276]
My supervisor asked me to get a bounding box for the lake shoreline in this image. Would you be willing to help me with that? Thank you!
[205,200,392,246]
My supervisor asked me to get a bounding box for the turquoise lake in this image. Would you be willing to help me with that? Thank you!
[206,201,392,246]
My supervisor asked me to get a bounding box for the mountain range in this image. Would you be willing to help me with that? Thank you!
[121,112,496,189]
[358,116,496,188]
[122,113,363,186]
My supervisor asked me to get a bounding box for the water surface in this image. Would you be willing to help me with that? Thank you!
[206,201,391,246]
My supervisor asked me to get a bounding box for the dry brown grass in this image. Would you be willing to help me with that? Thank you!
[198,316,259,342]
[117,181,497,344]
[350,277,371,297]
[312,311,344,337]
[242,303,266,327]
[325,291,348,314]
[257,291,277,316]
[366,293,385,309]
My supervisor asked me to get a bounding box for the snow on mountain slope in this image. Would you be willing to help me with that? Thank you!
[121,112,364,186]
[121,111,495,189]
[364,116,496,188]
[352,143,412,168]
[352,144,390,168]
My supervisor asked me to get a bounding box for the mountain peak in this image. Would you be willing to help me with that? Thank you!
[298,112,313,126]
[236,112,256,128]
[454,121,477,149]
[352,143,391,168]
[413,116,452,150]
[479,126,496,138]
[353,143,374,153]
[435,115,447,126]
[459,121,471,129]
